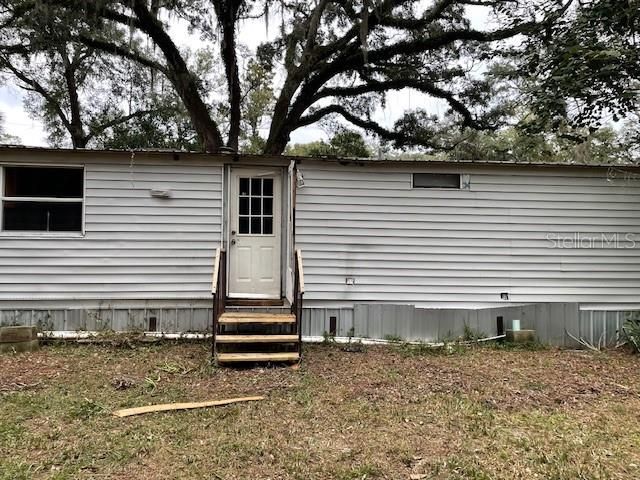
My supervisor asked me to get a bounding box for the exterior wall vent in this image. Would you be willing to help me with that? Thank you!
[150,189,172,198]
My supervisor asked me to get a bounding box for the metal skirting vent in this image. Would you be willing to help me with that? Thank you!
[329,316,337,336]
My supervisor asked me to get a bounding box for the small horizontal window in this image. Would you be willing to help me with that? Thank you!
[2,201,83,231]
[5,166,83,198]
[413,173,460,189]
[2,166,84,232]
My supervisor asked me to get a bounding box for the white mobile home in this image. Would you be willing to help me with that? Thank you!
[1,146,639,357]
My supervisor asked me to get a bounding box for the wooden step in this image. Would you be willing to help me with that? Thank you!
[216,352,300,363]
[226,298,284,307]
[216,334,299,344]
[219,312,295,324]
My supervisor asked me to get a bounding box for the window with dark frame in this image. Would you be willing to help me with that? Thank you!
[238,177,274,235]
[412,173,461,189]
[2,166,84,232]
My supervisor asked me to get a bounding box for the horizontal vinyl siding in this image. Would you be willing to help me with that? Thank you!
[0,154,222,302]
[295,163,640,308]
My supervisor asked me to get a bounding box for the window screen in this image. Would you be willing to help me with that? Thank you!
[2,166,84,232]
[413,173,460,189]
[238,177,274,235]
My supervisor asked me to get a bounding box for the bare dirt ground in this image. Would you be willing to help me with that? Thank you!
[1,341,640,479]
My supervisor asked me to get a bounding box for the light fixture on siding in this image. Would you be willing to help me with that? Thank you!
[500,292,509,300]
[296,169,305,188]
[150,189,172,198]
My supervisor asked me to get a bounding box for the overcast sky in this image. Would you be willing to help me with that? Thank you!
[0,5,488,147]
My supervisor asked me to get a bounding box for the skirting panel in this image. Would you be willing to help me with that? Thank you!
[301,304,640,347]
[1,304,638,347]
[0,307,212,333]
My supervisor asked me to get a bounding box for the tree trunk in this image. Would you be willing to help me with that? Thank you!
[72,136,88,148]
[264,76,314,154]
[170,71,224,151]
[62,53,87,149]
[263,75,309,154]
[132,0,223,152]
[262,0,333,155]
[213,0,242,151]
[263,129,290,155]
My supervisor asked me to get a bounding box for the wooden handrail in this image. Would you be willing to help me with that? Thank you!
[292,249,305,357]
[211,247,221,294]
[211,247,226,359]
[295,249,305,294]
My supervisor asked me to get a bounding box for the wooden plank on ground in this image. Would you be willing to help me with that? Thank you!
[112,396,264,418]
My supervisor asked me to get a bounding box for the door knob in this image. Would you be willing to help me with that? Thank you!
[231,230,236,235]
[231,239,236,245]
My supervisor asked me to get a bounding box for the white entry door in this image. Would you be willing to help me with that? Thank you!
[228,167,282,298]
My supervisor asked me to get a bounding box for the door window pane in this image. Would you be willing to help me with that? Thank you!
[250,197,261,215]
[239,216,250,234]
[251,178,262,196]
[263,178,273,196]
[239,178,250,196]
[263,217,273,235]
[263,197,273,215]
[239,197,249,215]
[250,217,262,234]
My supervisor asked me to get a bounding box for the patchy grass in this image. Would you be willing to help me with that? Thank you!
[1,342,640,479]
